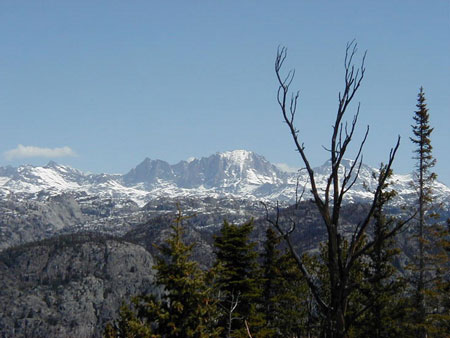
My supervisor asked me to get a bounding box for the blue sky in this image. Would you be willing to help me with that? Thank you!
[1,1,449,184]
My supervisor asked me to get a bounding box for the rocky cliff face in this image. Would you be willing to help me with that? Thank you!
[0,194,87,251]
[0,234,157,338]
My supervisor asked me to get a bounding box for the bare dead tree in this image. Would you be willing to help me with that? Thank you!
[244,320,253,338]
[217,290,241,338]
[270,41,403,338]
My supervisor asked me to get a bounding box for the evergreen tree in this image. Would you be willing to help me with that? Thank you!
[260,227,311,337]
[353,168,408,337]
[408,87,449,337]
[213,220,265,337]
[274,250,313,337]
[260,227,281,331]
[410,87,436,334]
[424,220,450,336]
[104,303,155,338]
[433,219,450,332]
[105,210,220,338]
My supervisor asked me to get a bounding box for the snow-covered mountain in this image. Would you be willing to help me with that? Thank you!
[1,150,449,208]
[1,149,449,252]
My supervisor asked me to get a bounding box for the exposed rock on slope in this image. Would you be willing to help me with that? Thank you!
[0,234,157,338]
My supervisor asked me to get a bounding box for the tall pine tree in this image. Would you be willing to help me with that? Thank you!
[213,220,266,337]
[260,227,281,332]
[408,87,449,337]
[105,210,220,338]
[260,227,311,337]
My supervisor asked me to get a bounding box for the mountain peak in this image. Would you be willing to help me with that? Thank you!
[218,150,255,162]
[45,160,60,168]
[322,158,355,166]
[124,157,173,185]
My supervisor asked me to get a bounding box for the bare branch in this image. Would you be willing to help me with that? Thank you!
[352,211,416,264]
[275,47,327,215]
[260,201,329,313]
[339,124,370,201]
[244,320,253,338]
[273,42,402,335]
[295,172,307,208]
[347,136,401,263]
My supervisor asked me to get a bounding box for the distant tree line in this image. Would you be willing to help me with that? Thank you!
[104,43,449,337]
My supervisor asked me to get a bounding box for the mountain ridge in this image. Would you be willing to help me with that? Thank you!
[1,150,449,209]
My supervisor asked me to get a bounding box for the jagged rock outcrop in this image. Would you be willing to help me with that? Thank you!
[0,234,157,338]
[0,195,87,251]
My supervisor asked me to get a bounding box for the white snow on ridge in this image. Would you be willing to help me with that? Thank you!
[32,167,81,190]
[186,157,196,163]
[219,150,252,162]
[0,152,449,209]
[0,177,10,186]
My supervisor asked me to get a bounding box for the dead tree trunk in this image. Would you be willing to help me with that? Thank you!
[269,41,404,338]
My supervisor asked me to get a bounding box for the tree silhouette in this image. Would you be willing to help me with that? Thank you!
[267,41,410,338]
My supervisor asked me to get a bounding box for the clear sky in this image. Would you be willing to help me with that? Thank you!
[1,1,449,184]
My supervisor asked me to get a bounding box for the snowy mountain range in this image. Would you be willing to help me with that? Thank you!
[1,150,449,208]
